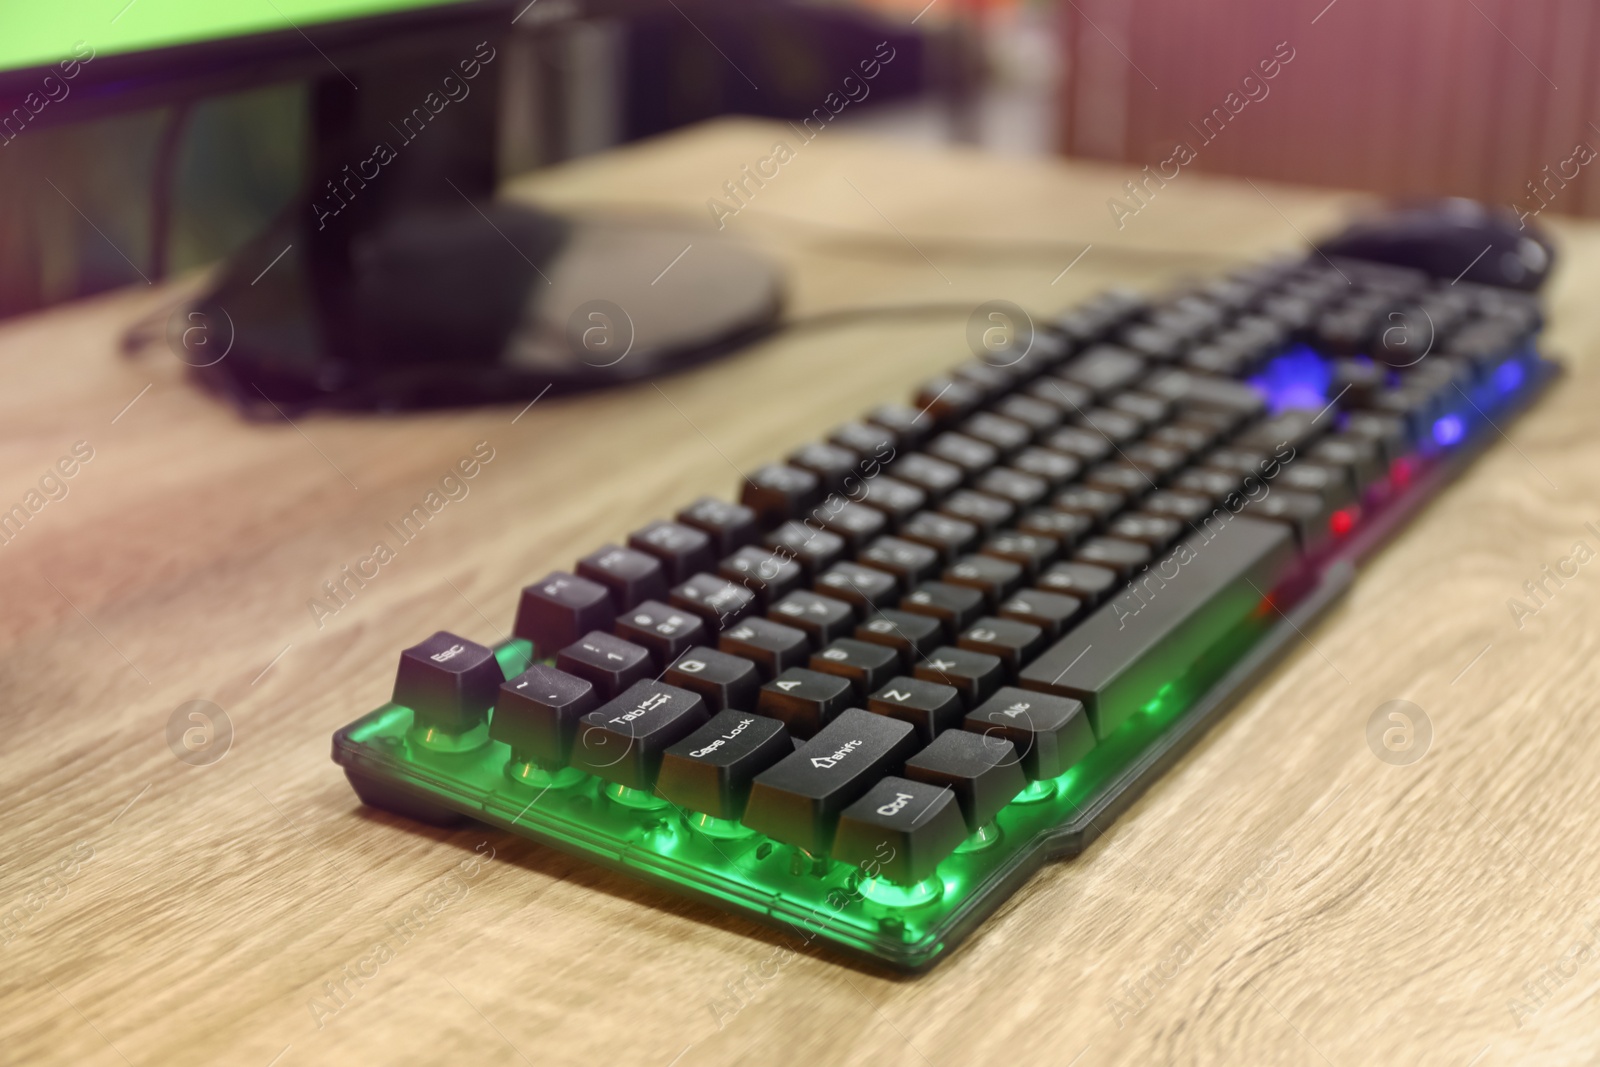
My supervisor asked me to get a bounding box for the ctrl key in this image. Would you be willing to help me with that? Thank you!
[832,778,967,885]
[656,710,792,820]
[742,709,919,853]
[571,680,710,790]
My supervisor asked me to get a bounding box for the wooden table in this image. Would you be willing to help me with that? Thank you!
[5,118,1600,1066]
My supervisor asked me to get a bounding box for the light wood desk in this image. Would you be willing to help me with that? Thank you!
[4,119,1600,1066]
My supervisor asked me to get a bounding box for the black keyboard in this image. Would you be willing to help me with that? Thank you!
[332,250,1556,970]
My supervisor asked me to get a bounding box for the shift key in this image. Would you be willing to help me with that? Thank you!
[1017,515,1299,739]
[742,709,919,852]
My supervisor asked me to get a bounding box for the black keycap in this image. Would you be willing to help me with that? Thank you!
[1122,442,1187,480]
[1252,489,1333,553]
[1140,490,1215,524]
[815,561,899,612]
[663,646,761,712]
[938,489,1015,535]
[656,710,793,820]
[718,545,805,607]
[1309,434,1385,492]
[572,680,710,790]
[965,687,1095,780]
[1041,426,1113,464]
[677,496,760,555]
[859,536,942,589]
[952,360,1018,400]
[904,729,1028,831]
[665,573,754,631]
[1143,369,1268,423]
[1111,391,1172,425]
[810,638,900,696]
[1009,447,1080,488]
[900,581,986,637]
[758,667,854,739]
[1107,513,1185,550]
[577,545,670,611]
[1037,561,1119,605]
[1085,460,1155,499]
[1235,410,1327,454]
[867,676,966,743]
[853,475,926,527]
[393,631,504,734]
[1053,485,1125,525]
[833,778,968,883]
[1278,461,1355,510]
[926,433,999,478]
[814,500,887,550]
[1019,515,1299,738]
[1075,536,1152,580]
[998,588,1084,639]
[974,468,1049,509]
[960,413,1032,456]
[556,631,653,700]
[1148,422,1213,457]
[914,646,1005,706]
[764,521,846,579]
[767,590,856,647]
[853,609,945,668]
[627,520,716,584]
[492,664,598,767]
[900,511,980,563]
[830,420,899,459]
[958,617,1046,674]
[1016,507,1093,548]
[993,395,1062,434]
[1026,377,1094,415]
[1059,345,1146,397]
[1173,467,1243,506]
[790,441,859,491]
[1074,407,1144,444]
[1342,411,1409,466]
[867,403,934,450]
[718,616,811,680]
[614,600,707,668]
[912,376,982,423]
[943,554,1025,607]
[513,572,616,657]
[742,464,821,527]
[981,531,1059,578]
[742,709,921,852]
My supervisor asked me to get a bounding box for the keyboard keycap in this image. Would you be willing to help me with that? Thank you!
[810,638,900,695]
[1060,345,1145,397]
[572,680,710,790]
[914,646,1004,706]
[998,588,1084,639]
[944,553,1025,607]
[964,687,1094,780]
[926,432,999,477]
[758,667,854,739]
[790,442,859,491]
[853,609,944,668]
[657,710,793,820]
[669,574,755,631]
[393,631,504,734]
[958,617,1046,674]
[614,600,707,667]
[492,664,597,766]
[1009,447,1080,488]
[853,475,926,526]
[938,489,1015,535]
[904,729,1027,831]
[1075,535,1153,579]
[833,777,968,883]
[867,676,965,743]
[577,545,669,611]
[830,420,899,459]
[1053,485,1125,525]
[1037,561,1119,605]
[718,616,811,680]
[1018,515,1299,738]
[815,561,898,612]
[1016,507,1092,548]
[718,545,804,607]
[742,709,921,852]
[742,464,821,527]
[764,521,846,579]
[767,590,856,647]
[981,531,1059,578]
[627,520,716,584]
[859,536,942,589]
[900,581,986,637]
[662,646,760,713]
[678,496,760,555]
[814,500,887,550]
[900,511,980,563]
[556,631,653,699]
[513,572,616,657]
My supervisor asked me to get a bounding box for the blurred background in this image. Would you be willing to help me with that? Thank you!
[2,0,1594,320]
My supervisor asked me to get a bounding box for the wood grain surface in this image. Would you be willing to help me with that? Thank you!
[4,118,1600,1067]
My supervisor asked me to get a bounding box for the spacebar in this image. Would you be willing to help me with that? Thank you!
[1017,514,1300,739]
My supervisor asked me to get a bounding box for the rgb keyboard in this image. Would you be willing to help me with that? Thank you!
[332,250,1556,970]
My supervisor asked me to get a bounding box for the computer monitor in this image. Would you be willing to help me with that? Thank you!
[1,0,784,412]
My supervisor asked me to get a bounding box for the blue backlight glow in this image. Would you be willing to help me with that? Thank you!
[1433,414,1465,447]
[1492,359,1525,396]
[1249,345,1329,414]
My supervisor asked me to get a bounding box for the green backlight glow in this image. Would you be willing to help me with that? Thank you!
[333,613,1276,968]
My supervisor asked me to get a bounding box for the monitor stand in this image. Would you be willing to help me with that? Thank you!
[185,26,783,414]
